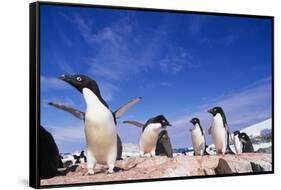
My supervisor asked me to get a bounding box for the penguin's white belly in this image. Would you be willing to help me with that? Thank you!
[191,127,205,155]
[85,110,117,164]
[82,87,117,164]
[212,126,226,152]
[80,158,85,163]
[211,116,226,153]
[234,136,242,154]
[139,125,161,153]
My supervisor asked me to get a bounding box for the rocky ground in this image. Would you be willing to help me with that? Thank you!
[41,153,272,186]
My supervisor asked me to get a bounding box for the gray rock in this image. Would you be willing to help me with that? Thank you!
[215,158,252,174]
[251,160,272,172]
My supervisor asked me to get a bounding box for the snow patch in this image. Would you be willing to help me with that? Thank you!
[241,118,272,138]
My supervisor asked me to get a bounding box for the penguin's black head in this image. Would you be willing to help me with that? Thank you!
[80,150,85,156]
[239,132,251,143]
[150,115,172,128]
[190,117,200,125]
[59,74,100,95]
[207,106,224,116]
[234,130,240,136]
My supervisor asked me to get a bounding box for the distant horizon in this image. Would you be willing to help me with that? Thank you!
[58,117,272,153]
[40,4,272,153]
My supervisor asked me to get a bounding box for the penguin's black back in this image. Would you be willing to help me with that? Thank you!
[240,132,254,152]
[39,126,61,179]
[155,130,173,158]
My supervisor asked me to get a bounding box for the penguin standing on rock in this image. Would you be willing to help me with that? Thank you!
[207,106,234,155]
[238,131,254,153]
[233,131,242,154]
[48,96,141,161]
[190,118,207,156]
[123,115,172,157]
[58,74,141,175]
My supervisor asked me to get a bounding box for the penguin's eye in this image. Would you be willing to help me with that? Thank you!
[76,77,82,82]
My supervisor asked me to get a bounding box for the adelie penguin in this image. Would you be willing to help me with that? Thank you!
[207,106,234,155]
[48,96,141,161]
[73,150,87,164]
[189,118,208,156]
[123,115,172,157]
[233,131,242,154]
[57,74,141,175]
[234,131,254,153]
[155,130,173,158]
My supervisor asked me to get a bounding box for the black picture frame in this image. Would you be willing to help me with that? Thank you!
[30,1,274,189]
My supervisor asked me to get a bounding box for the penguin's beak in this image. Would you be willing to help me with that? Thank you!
[58,74,66,80]
[58,74,81,92]
[166,122,172,127]
[58,74,72,82]
[207,109,213,114]
[58,74,75,85]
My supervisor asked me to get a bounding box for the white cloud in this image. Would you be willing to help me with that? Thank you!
[58,29,73,47]
[46,124,84,143]
[188,15,209,35]
[168,77,272,148]
[172,77,272,129]
[98,80,119,101]
[69,13,196,81]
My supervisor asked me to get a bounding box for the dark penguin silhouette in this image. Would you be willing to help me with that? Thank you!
[238,132,254,152]
[155,130,173,158]
[39,126,61,179]
[123,115,173,157]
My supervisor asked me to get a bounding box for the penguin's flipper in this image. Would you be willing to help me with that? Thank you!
[114,97,142,119]
[204,144,210,155]
[48,102,85,120]
[225,131,235,154]
[116,134,123,160]
[123,120,144,128]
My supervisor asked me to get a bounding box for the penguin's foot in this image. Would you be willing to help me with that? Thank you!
[106,164,115,174]
[84,169,95,175]
[145,153,152,157]
[106,168,114,174]
[150,152,156,157]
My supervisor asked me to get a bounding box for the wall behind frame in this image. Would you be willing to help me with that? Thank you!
[0,0,280,190]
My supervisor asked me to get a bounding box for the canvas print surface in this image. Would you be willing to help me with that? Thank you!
[37,3,273,187]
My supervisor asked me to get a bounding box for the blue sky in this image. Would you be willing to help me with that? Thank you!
[40,4,272,152]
